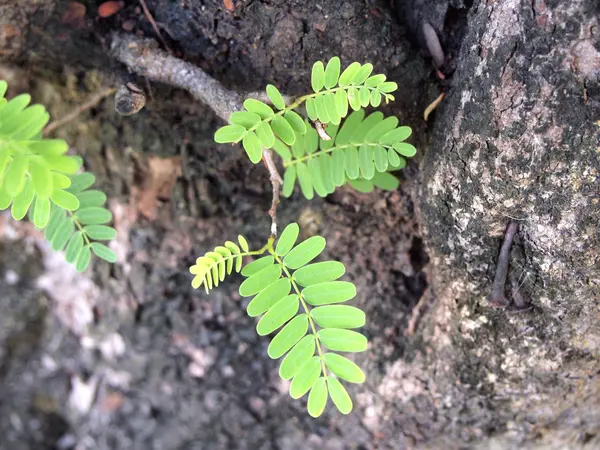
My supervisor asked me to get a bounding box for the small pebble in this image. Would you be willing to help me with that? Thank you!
[98,1,123,18]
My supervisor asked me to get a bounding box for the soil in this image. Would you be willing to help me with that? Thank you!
[0,1,438,449]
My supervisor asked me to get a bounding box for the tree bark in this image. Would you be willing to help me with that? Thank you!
[412,0,600,446]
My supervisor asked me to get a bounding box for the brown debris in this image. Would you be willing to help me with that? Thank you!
[62,2,87,29]
[98,1,124,18]
[223,0,235,12]
[135,155,183,220]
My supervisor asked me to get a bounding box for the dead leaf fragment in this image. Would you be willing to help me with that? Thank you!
[100,392,125,413]
[98,1,124,18]
[136,155,182,220]
[62,2,87,29]
[223,0,235,11]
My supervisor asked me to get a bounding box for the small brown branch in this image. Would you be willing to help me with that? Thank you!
[489,221,519,307]
[110,33,243,121]
[44,87,116,135]
[138,0,171,53]
[111,33,285,236]
[263,150,283,238]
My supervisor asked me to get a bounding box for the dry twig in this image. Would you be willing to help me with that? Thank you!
[110,33,285,233]
[138,0,171,53]
[44,87,116,135]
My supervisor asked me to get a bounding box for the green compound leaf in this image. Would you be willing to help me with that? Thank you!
[44,155,81,175]
[358,145,375,180]
[359,86,370,108]
[284,110,307,135]
[256,121,275,149]
[51,189,80,211]
[315,94,329,123]
[239,264,283,297]
[273,138,292,162]
[371,172,400,191]
[238,235,249,252]
[296,162,313,200]
[293,261,345,287]
[75,207,112,225]
[324,353,365,384]
[335,89,348,118]
[44,207,64,240]
[393,142,417,157]
[378,81,398,93]
[282,165,296,198]
[327,377,353,414]
[191,243,242,293]
[50,215,74,251]
[365,116,399,141]
[241,255,275,277]
[305,97,318,121]
[311,61,325,92]
[65,231,84,264]
[11,179,34,220]
[28,139,69,156]
[318,328,368,352]
[243,99,275,119]
[52,173,71,190]
[256,294,299,336]
[275,222,299,256]
[352,63,373,84]
[28,157,53,197]
[279,335,315,380]
[266,84,286,110]
[302,281,356,306]
[347,87,361,111]
[307,377,328,418]
[290,356,321,399]
[214,124,246,143]
[267,313,308,359]
[271,116,296,146]
[76,190,107,208]
[365,74,386,87]
[324,56,341,89]
[308,157,327,198]
[76,245,91,272]
[91,242,117,263]
[349,179,374,193]
[33,196,51,228]
[370,90,382,107]
[230,111,261,129]
[4,154,28,197]
[336,109,365,145]
[242,130,263,164]
[374,145,388,172]
[338,62,361,86]
[283,235,326,269]
[66,173,95,193]
[311,305,366,329]
[246,278,291,317]
[379,126,412,144]
[83,225,117,240]
[324,92,340,125]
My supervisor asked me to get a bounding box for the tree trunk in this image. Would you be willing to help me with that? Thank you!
[0,0,598,449]
[414,0,600,446]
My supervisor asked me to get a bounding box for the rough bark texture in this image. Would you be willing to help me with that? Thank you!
[0,0,599,449]
[415,0,600,446]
